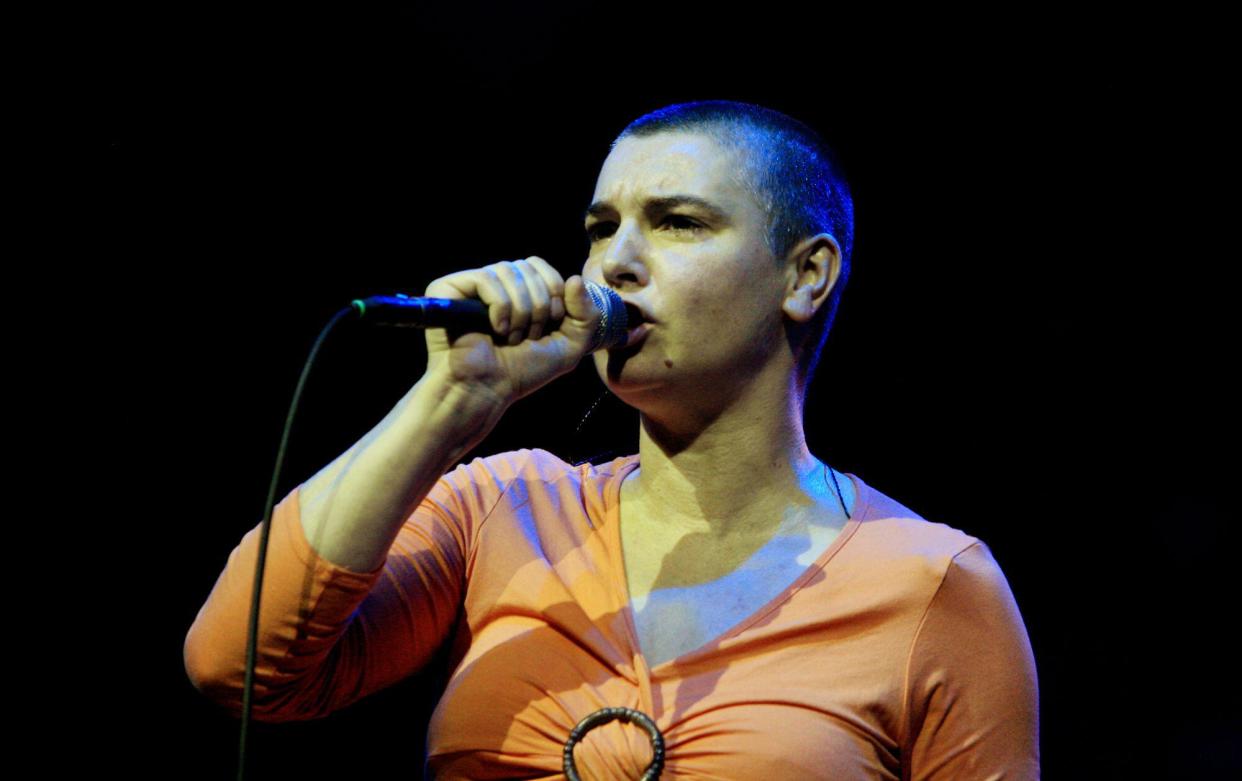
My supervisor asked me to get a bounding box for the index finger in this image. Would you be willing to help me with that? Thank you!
[426,267,512,334]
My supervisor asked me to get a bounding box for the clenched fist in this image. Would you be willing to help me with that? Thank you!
[423,256,605,406]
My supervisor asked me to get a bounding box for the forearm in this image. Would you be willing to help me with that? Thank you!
[298,365,508,573]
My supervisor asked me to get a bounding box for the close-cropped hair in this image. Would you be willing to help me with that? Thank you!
[614,100,854,389]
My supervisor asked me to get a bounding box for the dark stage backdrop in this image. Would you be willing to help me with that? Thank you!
[83,5,1232,779]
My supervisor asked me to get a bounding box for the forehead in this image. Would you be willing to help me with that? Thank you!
[591,132,752,213]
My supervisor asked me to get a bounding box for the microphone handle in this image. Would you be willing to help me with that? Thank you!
[351,295,491,330]
[350,283,628,351]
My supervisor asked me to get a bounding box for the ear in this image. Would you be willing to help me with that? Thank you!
[782,233,843,324]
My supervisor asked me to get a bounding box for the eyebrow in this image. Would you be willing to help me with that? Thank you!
[583,195,731,223]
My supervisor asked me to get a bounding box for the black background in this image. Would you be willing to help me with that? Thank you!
[78,4,1233,778]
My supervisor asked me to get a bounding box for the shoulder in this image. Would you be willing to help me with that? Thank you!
[845,473,987,589]
[852,479,1030,664]
[837,473,1031,634]
[844,478,1038,770]
[436,448,639,515]
[433,449,639,559]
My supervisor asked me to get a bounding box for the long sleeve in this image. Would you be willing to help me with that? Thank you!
[901,541,1040,780]
[183,468,475,721]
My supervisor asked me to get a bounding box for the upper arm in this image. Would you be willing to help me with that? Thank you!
[901,542,1040,780]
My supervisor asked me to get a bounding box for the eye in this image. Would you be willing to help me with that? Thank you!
[662,215,703,232]
[586,215,703,243]
[585,222,615,242]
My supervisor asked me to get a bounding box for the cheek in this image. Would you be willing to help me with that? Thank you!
[672,271,730,314]
[683,288,717,315]
[685,274,760,321]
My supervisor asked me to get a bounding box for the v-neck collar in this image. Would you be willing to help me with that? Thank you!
[599,455,866,678]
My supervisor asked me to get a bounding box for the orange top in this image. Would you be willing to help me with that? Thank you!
[185,448,1039,780]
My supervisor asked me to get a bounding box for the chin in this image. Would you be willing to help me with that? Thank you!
[593,351,666,397]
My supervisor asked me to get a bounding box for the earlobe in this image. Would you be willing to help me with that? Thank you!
[782,281,817,323]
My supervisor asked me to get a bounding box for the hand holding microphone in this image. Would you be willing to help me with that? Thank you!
[365,257,626,405]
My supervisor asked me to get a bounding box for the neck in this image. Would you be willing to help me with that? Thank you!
[624,359,836,538]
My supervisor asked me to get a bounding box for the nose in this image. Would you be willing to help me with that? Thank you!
[599,220,649,291]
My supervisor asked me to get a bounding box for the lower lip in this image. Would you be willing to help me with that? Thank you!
[620,322,651,349]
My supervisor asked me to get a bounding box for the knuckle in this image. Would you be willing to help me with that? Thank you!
[514,259,538,285]
[540,257,563,279]
[485,264,507,285]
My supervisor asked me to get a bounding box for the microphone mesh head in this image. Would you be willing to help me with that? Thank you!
[583,281,629,352]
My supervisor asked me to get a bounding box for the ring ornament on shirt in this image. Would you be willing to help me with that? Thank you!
[563,706,665,781]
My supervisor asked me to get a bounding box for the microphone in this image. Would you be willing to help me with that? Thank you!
[350,280,629,353]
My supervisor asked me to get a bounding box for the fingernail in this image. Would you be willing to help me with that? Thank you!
[497,318,509,333]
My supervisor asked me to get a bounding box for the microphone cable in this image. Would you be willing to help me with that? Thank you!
[569,388,630,467]
[232,282,624,778]
[235,304,352,781]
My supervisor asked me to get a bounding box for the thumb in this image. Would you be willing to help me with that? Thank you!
[556,275,611,355]
[563,276,629,353]
[563,275,598,325]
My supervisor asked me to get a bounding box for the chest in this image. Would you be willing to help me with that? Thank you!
[619,504,842,668]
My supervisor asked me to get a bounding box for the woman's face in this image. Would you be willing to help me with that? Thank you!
[582,131,791,412]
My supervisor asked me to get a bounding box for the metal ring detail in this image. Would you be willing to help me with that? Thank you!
[563,706,665,781]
